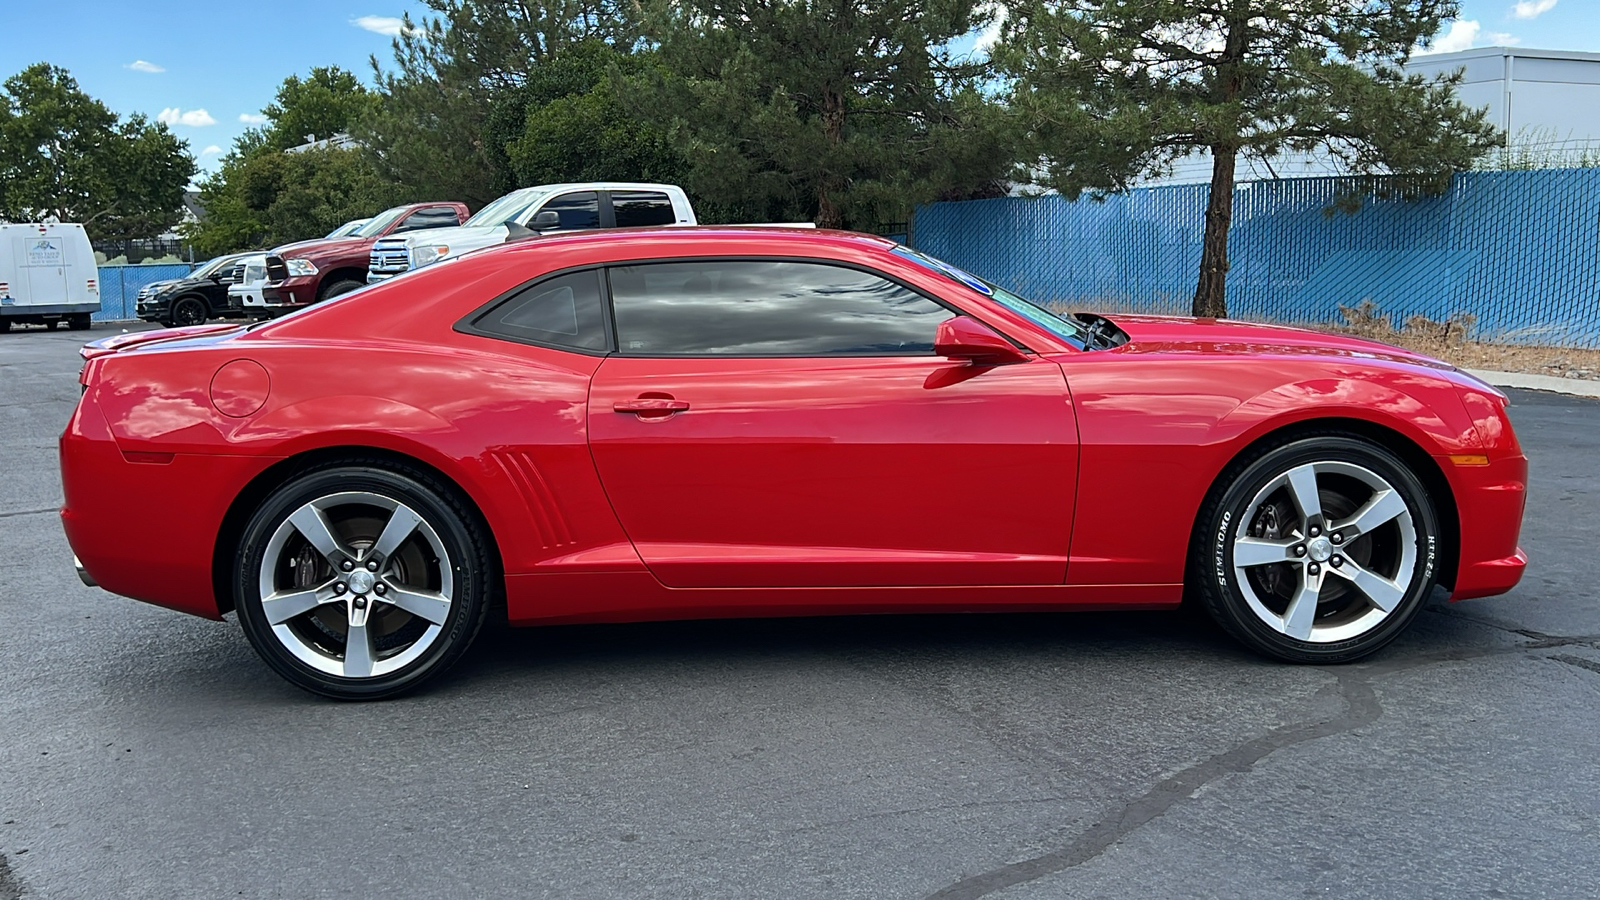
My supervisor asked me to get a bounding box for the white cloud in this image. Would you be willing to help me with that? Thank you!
[238,112,268,124]
[1487,32,1522,46]
[1512,0,1557,20]
[200,145,222,156]
[1419,19,1480,54]
[973,4,1004,54]
[157,107,217,127]
[124,60,164,73]
[351,15,415,36]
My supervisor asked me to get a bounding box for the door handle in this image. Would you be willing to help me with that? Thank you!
[614,398,691,414]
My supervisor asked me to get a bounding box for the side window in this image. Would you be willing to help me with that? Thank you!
[539,192,601,229]
[607,260,954,356]
[463,270,609,352]
[394,207,461,233]
[611,191,676,228]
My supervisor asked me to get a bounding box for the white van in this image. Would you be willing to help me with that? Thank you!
[0,221,100,332]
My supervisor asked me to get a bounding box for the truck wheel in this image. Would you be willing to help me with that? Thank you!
[170,297,208,327]
[68,314,91,331]
[319,279,364,301]
[0,319,10,333]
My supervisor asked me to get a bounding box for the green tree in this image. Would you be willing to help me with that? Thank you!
[357,2,642,207]
[0,63,194,242]
[628,0,1012,230]
[504,41,686,188]
[994,0,1501,317]
[187,67,400,254]
[259,66,379,151]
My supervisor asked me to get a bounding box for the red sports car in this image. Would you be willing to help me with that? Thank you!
[61,229,1527,699]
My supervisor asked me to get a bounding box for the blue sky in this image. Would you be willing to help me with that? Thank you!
[1,0,1594,183]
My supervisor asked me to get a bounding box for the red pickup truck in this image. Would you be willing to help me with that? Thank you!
[260,201,470,314]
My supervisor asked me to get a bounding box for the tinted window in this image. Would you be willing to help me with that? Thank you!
[608,261,953,356]
[394,207,461,233]
[612,191,676,228]
[540,192,601,229]
[468,271,608,352]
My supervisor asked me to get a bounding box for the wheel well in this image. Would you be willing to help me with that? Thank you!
[210,446,505,615]
[317,269,368,298]
[1189,418,1461,592]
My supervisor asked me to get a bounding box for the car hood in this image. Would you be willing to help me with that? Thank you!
[1100,314,1455,370]
[271,236,372,258]
[387,224,503,246]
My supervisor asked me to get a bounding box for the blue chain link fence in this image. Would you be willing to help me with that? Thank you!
[93,264,192,321]
[913,168,1600,347]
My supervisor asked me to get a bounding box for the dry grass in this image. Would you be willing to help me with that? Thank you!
[1315,300,1600,382]
[1062,296,1600,382]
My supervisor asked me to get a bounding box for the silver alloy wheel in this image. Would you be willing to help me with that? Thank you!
[1232,461,1417,644]
[257,491,454,678]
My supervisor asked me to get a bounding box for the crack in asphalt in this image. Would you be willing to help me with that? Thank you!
[921,668,1381,900]
[0,508,54,520]
[921,622,1576,900]
[1550,654,1600,676]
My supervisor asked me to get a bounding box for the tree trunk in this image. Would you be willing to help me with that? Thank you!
[1191,145,1237,318]
[815,87,845,230]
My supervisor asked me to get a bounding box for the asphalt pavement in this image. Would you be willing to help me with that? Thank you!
[2,321,1597,899]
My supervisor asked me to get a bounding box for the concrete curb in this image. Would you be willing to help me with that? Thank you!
[1465,368,1600,399]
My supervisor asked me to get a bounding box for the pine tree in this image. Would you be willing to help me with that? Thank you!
[994,0,1501,317]
[630,0,1012,229]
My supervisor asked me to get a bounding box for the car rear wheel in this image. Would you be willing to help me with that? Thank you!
[233,463,493,699]
[170,296,207,327]
[319,278,364,301]
[1192,435,1441,663]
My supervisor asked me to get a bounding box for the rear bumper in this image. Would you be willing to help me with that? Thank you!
[2,302,98,317]
[60,398,277,619]
[74,554,97,587]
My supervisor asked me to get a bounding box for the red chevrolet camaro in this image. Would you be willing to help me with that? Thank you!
[61,229,1527,699]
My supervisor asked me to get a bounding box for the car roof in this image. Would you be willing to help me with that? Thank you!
[486,226,897,261]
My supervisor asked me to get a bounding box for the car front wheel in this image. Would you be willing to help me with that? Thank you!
[233,462,493,699]
[1193,435,1441,663]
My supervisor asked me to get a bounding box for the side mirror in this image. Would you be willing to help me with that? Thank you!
[934,316,1029,364]
[528,210,561,231]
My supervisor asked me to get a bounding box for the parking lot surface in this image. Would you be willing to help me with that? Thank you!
[2,322,1597,899]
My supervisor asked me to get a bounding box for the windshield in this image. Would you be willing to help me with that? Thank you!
[325,219,368,238]
[353,207,409,238]
[464,188,547,228]
[190,255,240,278]
[890,246,1091,346]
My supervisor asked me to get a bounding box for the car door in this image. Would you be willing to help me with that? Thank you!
[586,258,1079,589]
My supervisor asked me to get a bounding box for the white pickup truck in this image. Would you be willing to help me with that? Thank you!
[367,182,695,282]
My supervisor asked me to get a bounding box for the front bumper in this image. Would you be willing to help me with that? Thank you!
[1447,452,1528,600]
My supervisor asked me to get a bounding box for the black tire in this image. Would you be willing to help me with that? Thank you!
[319,278,365,301]
[0,318,11,333]
[233,461,494,700]
[1191,434,1441,664]
[68,314,91,331]
[170,296,208,327]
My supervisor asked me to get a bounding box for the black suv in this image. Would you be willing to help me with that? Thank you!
[135,252,259,327]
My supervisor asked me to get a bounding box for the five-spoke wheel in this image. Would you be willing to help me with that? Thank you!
[1194,435,1439,663]
[234,464,491,699]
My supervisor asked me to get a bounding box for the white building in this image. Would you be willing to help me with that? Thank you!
[1152,46,1600,185]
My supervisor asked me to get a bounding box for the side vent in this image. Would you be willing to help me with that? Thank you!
[487,450,575,550]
